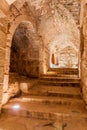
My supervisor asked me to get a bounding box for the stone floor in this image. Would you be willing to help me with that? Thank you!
[0,113,87,130]
[0,114,57,130]
[0,96,87,130]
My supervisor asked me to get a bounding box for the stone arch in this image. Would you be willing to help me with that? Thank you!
[10,21,39,77]
[4,14,40,91]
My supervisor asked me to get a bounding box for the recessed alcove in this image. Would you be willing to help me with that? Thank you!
[10,21,39,78]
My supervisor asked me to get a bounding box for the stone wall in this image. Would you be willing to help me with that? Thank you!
[58,46,78,68]
[0,0,9,108]
[57,0,80,25]
[81,0,87,104]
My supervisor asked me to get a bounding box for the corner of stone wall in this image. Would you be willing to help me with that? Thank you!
[0,0,9,110]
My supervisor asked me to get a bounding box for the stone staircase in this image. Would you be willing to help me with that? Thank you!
[39,68,80,86]
[3,68,82,107]
[2,68,87,130]
[44,68,79,77]
[34,68,81,99]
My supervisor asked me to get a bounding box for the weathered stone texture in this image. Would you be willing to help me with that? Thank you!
[0,0,9,109]
[0,30,6,48]
[0,67,4,83]
[57,0,80,24]
[59,46,78,68]
[0,84,3,108]
[0,0,9,14]
[0,49,5,66]
[81,3,87,104]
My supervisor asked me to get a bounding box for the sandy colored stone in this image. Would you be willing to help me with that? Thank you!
[20,82,29,94]
[0,49,5,66]
[0,30,6,48]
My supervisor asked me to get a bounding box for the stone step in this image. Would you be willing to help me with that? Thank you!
[41,73,78,78]
[28,85,81,99]
[9,95,83,106]
[48,68,78,75]
[39,79,80,87]
[40,76,80,82]
[2,96,86,120]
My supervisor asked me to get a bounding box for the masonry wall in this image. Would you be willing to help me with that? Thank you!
[0,0,9,107]
[81,0,87,104]
[57,0,80,25]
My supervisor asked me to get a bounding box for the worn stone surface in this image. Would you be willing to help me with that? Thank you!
[0,113,87,130]
[0,0,9,14]
[0,0,9,109]
[1,93,87,130]
[81,2,87,104]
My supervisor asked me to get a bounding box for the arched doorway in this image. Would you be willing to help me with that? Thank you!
[10,21,39,78]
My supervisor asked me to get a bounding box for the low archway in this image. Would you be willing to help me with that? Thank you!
[10,21,39,77]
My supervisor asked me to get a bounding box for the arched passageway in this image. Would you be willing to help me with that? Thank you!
[10,21,39,77]
[38,3,80,77]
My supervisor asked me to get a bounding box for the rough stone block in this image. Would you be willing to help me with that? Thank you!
[0,49,5,66]
[0,17,8,33]
[0,84,3,108]
[0,67,4,83]
[4,63,10,75]
[0,30,6,48]
[3,74,9,91]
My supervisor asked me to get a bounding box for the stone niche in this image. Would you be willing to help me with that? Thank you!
[10,22,39,77]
